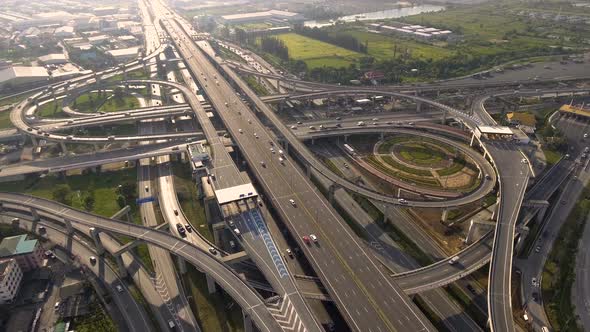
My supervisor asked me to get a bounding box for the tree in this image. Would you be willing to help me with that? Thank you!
[83,195,95,211]
[117,182,136,201]
[116,195,126,209]
[113,87,124,101]
[52,184,72,205]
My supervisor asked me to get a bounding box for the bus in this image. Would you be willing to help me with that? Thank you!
[343,144,355,155]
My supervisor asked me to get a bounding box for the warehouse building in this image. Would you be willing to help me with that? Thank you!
[0,65,49,89]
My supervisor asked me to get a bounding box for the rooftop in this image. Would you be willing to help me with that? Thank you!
[560,104,590,117]
[477,125,514,135]
[215,183,258,205]
[221,10,300,21]
[38,53,67,62]
[0,234,39,257]
[507,112,536,127]
[0,66,49,83]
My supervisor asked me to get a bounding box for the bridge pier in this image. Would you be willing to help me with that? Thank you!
[311,138,315,145]
[305,163,311,178]
[442,109,447,125]
[380,132,385,140]
[536,202,549,224]
[515,226,530,254]
[490,203,499,222]
[206,274,217,294]
[243,310,253,332]
[115,254,128,278]
[344,135,349,143]
[63,218,74,234]
[441,208,449,223]
[59,141,68,154]
[328,183,339,206]
[30,136,38,147]
[89,227,105,255]
[30,207,40,221]
[176,255,187,275]
[469,133,476,147]
[416,100,422,112]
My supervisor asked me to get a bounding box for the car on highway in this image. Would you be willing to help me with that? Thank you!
[344,163,349,168]
[286,248,293,258]
[254,133,259,139]
[467,284,476,294]
[310,234,318,243]
[176,223,186,237]
[173,209,179,216]
[233,228,241,236]
[116,284,124,293]
[399,198,408,205]
[89,256,97,265]
[584,133,588,139]
[289,199,296,206]
[532,277,538,287]
[290,125,297,129]
[449,256,460,265]
[54,301,60,310]
[145,186,149,192]
[535,245,541,253]
[208,247,217,255]
[168,320,176,329]
[260,161,266,168]
[309,126,316,130]
[336,117,341,120]
[66,135,73,140]
[297,121,302,125]
[302,235,311,245]
[185,224,193,233]
[270,147,275,153]
[521,158,528,164]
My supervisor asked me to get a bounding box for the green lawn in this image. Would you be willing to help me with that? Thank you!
[543,147,562,166]
[398,143,446,166]
[98,95,140,113]
[106,69,150,83]
[37,100,67,118]
[73,92,112,113]
[172,163,212,242]
[0,111,13,129]
[275,33,364,69]
[341,29,455,61]
[183,265,244,332]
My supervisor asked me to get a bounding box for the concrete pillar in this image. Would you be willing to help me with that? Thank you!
[483,150,489,161]
[380,132,385,140]
[464,220,477,244]
[328,184,337,205]
[515,226,530,254]
[30,207,40,221]
[311,138,315,145]
[536,204,549,224]
[284,141,289,155]
[206,274,216,294]
[416,100,422,112]
[490,204,498,222]
[344,135,349,143]
[59,141,68,153]
[243,309,253,332]
[306,163,311,178]
[0,202,4,212]
[63,217,74,234]
[176,256,187,275]
[442,109,447,125]
[115,254,128,278]
[441,208,449,222]
[470,133,476,147]
[89,227,105,255]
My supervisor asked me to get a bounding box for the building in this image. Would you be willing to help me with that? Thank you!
[559,103,590,119]
[369,23,453,41]
[0,258,22,304]
[220,10,303,24]
[106,46,140,61]
[38,53,68,65]
[54,26,75,38]
[0,65,49,89]
[87,35,110,45]
[506,112,536,133]
[93,7,119,16]
[0,234,45,271]
[511,127,530,144]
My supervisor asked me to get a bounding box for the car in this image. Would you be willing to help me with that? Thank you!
[54,302,60,310]
[233,228,241,236]
[279,157,285,164]
[302,235,311,245]
[229,240,236,249]
[408,122,415,126]
[297,121,303,125]
[172,146,179,151]
[254,133,259,139]
[116,285,124,293]
[66,135,73,140]
[239,129,243,134]
[335,123,341,128]
[108,135,115,141]
[586,147,590,153]
[176,223,186,233]
[11,217,19,223]
[583,153,588,159]
[310,234,318,243]
[344,163,349,169]
[521,158,528,164]
[44,133,50,137]
[335,117,342,120]
[449,256,460,265]
[248,119,252,124]
[309,126,316,130]
[532,277,538,287]
[372,118,379,121]
[173,209,179,216]
[290,125,297,129]
[289,199,296,206]
[270,148,275,153]
[466,284,476,294]
[168,320,176,329]
[399,198,408,204]
[585,133,588,138]
[532,292,539,302]
[185,224,193,233]
[260,161,266,167]
[286,248,293,258]
[485,174,491,180]
[208,247,217,255]
[228,220,235,227]
[535,245,541,253]
[145,186,149,192]
[89,256,97,265]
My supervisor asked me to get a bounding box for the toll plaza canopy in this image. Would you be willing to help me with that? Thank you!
[214,183,258,205]
[474,125,514,141]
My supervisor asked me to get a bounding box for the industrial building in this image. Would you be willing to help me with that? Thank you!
[0,65,49,89]
[369,23,453,40]
[106,46,141,61]
[38,53,68,65]
[0,234,45,272]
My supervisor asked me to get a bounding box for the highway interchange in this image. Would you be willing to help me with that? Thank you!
[1,1,590,331]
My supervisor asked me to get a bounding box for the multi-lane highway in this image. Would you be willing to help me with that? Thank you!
[157,8,437,331]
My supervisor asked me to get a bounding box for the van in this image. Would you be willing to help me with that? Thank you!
[449,256,460,265]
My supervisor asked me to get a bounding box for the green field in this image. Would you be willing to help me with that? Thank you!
[0,111,13,129]
[339,29,455,61]
[97,95,140,113]
[73,92,111,113]
[275,33,363,69]
[398,143,447,166]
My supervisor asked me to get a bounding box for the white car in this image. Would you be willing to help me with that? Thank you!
[116,285,124,293]
[310,234,318,243]
[239,129,243,134]
[521,158,528,164]
[289,199,296,206]
[290,125,297,129]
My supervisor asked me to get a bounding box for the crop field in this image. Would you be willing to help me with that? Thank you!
[275,33,363,69]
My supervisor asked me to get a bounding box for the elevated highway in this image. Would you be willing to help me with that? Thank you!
[0,192,284,332]
[159,8,437,331]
